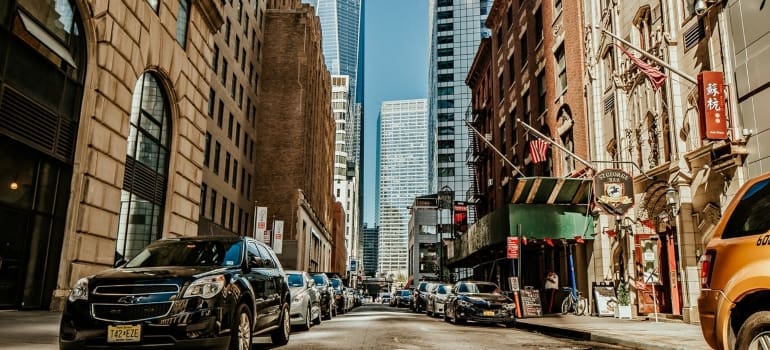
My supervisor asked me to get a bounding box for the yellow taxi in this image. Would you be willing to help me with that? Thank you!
[698,172,770,350]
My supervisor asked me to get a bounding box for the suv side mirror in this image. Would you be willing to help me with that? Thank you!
[308,279,315,287]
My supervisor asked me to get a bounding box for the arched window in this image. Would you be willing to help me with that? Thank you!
[116,73,172,261]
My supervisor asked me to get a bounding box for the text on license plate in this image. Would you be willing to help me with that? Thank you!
[483,310,495,316]
[107,324,141,343]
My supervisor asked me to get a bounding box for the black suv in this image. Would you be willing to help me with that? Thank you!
[59,236,291,350]
[311,273,336,320]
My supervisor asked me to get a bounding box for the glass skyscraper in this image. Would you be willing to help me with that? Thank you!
[428,0,493,218]
[377,99,430,277]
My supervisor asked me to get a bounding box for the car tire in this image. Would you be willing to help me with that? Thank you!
[229,303,252,350]
[299,305,311,331]
[270,304,290,346]
[505,321,516,328]
[736,311,770,350]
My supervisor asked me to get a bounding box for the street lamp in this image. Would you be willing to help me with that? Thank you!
[665,185,680,219]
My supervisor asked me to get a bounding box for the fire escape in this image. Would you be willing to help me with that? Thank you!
[465,105,480,225]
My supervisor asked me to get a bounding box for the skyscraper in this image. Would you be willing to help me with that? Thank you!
[428,0,493,221]
[378,99,430,277]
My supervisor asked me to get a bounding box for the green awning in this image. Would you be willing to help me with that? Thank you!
[509,204,594,239]
[511,177,593,205]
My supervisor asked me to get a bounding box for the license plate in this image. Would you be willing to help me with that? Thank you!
[107,324,141,343]
[483,310,495,316]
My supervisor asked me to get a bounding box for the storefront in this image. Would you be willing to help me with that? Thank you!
[447,177,594,315]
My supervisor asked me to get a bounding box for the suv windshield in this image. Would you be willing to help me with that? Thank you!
[124,240,243,268]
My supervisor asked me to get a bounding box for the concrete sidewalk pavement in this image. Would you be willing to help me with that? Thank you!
[515,314,711,350]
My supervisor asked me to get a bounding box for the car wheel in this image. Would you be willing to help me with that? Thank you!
[300,305,311,331]
[229,303,252,350]
[443,306,450,322]
[270,304,290,346]
[736,311,770,350]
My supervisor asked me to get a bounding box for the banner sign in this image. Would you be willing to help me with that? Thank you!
[594,169,634,216]
[255,206,268,242]
[272,220,283,254]
[507,236,519,259]
[697,71,728,140]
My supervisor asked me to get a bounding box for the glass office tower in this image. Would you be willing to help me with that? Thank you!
[377,99,430,277]
[428,0,493,217]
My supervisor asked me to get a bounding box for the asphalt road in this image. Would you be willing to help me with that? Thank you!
[252,303,630,350]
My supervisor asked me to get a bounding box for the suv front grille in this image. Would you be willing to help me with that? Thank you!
[92,302,172,322]
[93,284,179,295]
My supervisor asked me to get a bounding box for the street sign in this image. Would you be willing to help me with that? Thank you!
[507,236,519,259]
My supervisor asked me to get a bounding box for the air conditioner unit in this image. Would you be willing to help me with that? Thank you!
[487,178,494,187]
[484,133,492,141]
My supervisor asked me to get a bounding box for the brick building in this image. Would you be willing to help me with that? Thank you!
[455,0,594,296]
[0,0,222,310]
[254,0,336,272]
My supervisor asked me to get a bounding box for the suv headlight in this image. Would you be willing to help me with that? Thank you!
[68,277,89,302]
[183,274,226,299]
[457,300,472,308]
[293,293,304,304]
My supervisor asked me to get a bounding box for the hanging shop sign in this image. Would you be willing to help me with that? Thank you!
[697,71,728,140]
[594,169,634,216]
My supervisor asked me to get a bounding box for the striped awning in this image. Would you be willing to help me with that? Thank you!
[510,177,593,205]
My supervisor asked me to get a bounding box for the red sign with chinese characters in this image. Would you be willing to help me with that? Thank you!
[507,236,519,259]
[697,71,728,140]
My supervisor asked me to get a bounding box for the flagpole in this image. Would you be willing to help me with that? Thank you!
[516,118,595,171]
[596,26,697,84]
[465,120,526,177]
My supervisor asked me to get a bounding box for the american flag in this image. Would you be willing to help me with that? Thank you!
[529,138,549,164]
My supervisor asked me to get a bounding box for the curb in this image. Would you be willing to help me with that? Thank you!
[515,320,695,350]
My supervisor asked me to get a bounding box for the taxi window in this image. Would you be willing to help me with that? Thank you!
[723,178,770,239]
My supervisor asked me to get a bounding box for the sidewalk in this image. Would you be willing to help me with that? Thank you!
[514,314,711,350]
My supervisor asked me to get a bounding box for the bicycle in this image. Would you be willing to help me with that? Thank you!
[561,287,587,316]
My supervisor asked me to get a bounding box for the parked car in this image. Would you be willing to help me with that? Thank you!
[59,236,291,350]
[389,290,401,307]
[444,281,516,327]
[426,283,452,317]
[410,281,433,313]
[285,270,322,330]
[330,277,348,314]
[311,273,336,320]
[698,172,770,350]
[397,289,412,308]
[380,293,392,304]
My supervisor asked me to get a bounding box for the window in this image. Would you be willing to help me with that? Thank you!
[212,44,219,71]
[234,37,240,59]
[722,178,770,239]
[438,73,453,82]
[438,113,453,122]
[498,73,505,101]
[229,202,235,229]
[437,61,454,70]
[437,0,452,6]
[535,8,543,46]
[437,11,453,19]
[438,126,454,135]
[146,0,159,12]
[554,0,562,14]
[537,72,546,116]
[523,91,531,122]
[225,19,231,44]
[497,28,503,48]
[176,0,191,47]
[500,125,506,151]
[437,86,454,96]
[235,123,241,147]
[228,113,234,139]
[221,197,227,225]
[232,160,238,188]
[199,183,207,217]
[238,85,244,107]
[438,154,455,163]
[210,190,217,219]
[247,174,252,198]
[221,59,228,84]
[437,36,453,44]
[208,89,215,117]
[508,54,515,86]
[520,33,528,67]
[439,140,454,149]
[213,141,221,174]
[439,168,455,176]
[217,101,224,127]
[115,73,172,261]
[204,132,211,167]
[437,48,453,57]
[437,23,453,32]
[438,100,454,108]
[240,168,246,194]
[555,44,567,93]
[224,152,231,182]
[231,73,236,97]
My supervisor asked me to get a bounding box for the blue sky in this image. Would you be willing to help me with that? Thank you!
[362,0,430,226]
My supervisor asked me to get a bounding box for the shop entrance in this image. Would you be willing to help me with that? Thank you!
[634,229,680,315]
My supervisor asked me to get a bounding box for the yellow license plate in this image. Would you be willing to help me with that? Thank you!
[483,310,495,316]
[107,324,141,343]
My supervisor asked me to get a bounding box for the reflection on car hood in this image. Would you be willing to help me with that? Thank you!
[459,293,512,304]
[95,266,226,280]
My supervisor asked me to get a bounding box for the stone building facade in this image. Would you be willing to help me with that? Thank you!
[254,0,335,272]
[0,0,221,310]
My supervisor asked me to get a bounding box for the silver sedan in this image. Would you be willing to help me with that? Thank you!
[426,283,452,317]
[286,270,322,330]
